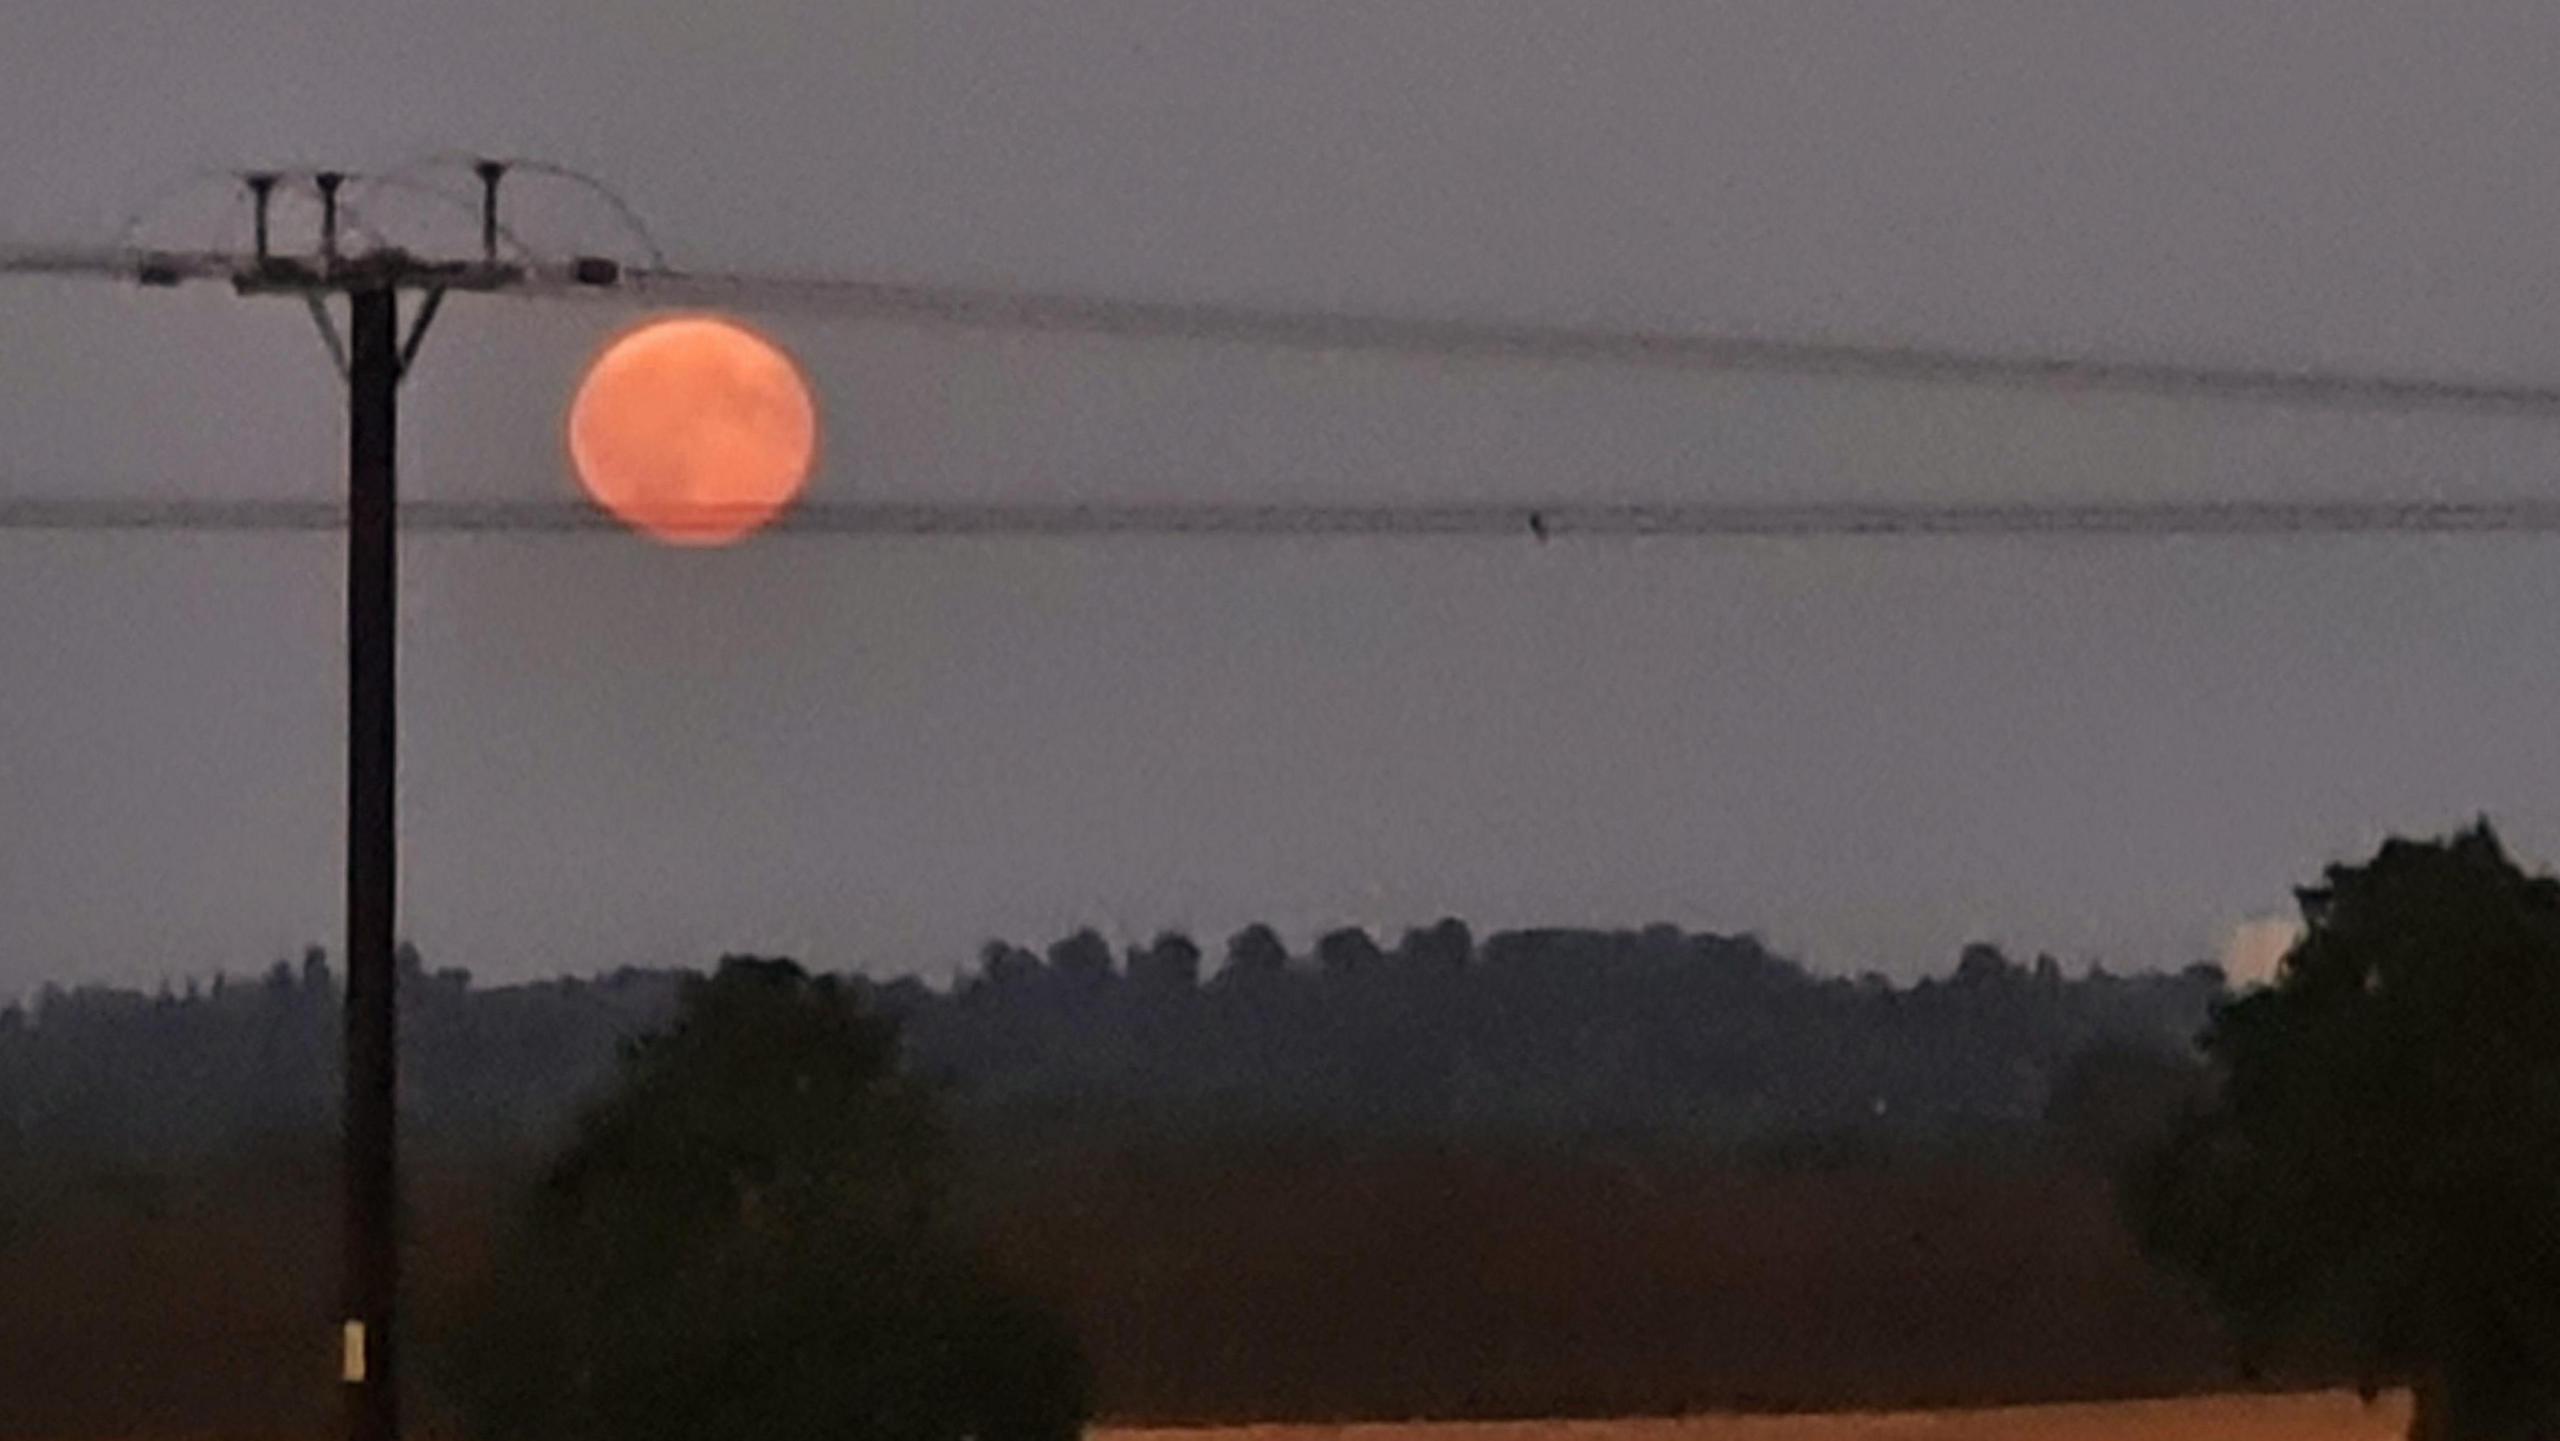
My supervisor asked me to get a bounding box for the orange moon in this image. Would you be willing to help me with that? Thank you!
[568,315,818,546]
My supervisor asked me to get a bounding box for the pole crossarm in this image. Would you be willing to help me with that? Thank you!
[237,253,522,296]
[0,244,522,296]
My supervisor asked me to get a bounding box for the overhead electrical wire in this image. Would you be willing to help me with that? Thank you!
[545,267,2560,419]
[13,241,2560,417]
[4,496,2559,539]
[14,162,2560,542]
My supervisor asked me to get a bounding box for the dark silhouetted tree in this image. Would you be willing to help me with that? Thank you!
[1218,924,1290,985]
[1397,918,1475,978]
[2032,953,2066,992]
[975,941,1044,993]
[2129,824,2560,1441]
[1127,932,1202,994]
[438,956,1087,1441]
[1045,929,1117,996]
[1954,942,2019,989]
[1316,926,1385,980]
[301,946,333,998]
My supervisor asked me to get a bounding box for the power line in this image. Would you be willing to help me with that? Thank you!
[7,495,2560,539]
[515,265,2560,416]
[18,242,2560,417]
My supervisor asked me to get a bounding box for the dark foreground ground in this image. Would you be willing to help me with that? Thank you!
[0,1137,2243,1438]
[1096,1395,2412,1440]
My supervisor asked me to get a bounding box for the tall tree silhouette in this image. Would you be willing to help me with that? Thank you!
[2130,824,2560,1441]
[439,957,1086,1441]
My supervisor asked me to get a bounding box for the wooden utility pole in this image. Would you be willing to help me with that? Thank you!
[0,157,674,1441]
[227,170,516,1441]
[0,156,663,1441]
[1,164,563,1441]
[341,276,402,1441]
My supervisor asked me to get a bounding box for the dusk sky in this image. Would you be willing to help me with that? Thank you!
[8,3,2560,995]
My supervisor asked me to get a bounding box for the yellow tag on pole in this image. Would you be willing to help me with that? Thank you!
[342,1320,368,1384]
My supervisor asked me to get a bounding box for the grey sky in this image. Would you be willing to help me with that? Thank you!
[6,2,2560,993]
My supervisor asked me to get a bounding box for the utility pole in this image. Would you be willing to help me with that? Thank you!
[4,164,569,1441]
[0,160,660,1441]
[0,158,669,1441]
[341,276,401,1441]
[245,168,533,1441]
[257,169,479,1441]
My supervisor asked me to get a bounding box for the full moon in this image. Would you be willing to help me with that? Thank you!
[567,315,819,546]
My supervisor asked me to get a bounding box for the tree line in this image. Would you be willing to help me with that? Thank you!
[0,920,2224,1168]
